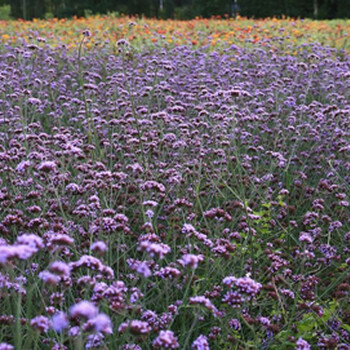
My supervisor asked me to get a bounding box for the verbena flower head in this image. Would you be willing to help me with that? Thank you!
[118,320,152,335]
[189,296,219,317]
[153,330,179,349]
[91,241,108,254]
[70,301,98,320]
[30,316,51,333]
[49,261,71,276]
[37,161,57,173]
[82,29,92,37]
[136,262,152,278]
[178,254,204,269]
[295,338,311,350]
[0,344,14,350]
[84,313,113,334]
[51,312,69,332]
[122,345,142,350]
[192,335,210,350]
[138,241,171,259]
[116,39,130,46]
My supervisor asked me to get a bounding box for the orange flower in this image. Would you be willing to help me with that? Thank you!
[0,15,348,52]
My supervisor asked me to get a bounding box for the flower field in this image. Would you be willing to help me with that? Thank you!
[0,16,349,52]
[0,16,349,350]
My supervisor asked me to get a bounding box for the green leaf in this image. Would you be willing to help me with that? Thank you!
[342,324,350,333]
[297,315,317,333]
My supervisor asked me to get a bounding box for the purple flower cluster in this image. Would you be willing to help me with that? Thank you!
[153,330,179,349]
[222,274,262,307]
[192,335,210,349]
[118,320,152,335]
[189,296,219,317]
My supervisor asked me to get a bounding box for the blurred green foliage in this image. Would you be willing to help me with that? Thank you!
[0,4,11,19]
[3,0,350,20]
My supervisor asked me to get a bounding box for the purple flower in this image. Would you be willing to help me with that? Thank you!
[138,241,171,259]
[82,29,92,37]
[27,97,41,105]
[14,245,38,260]
[222,276,237,288]
[68,326,81,338]
[299,232,313,244]
[136,262,152,278]
[70,255,114,279]
[122,345,142,350]
[234,276,262,298]
[204,208,232,221]
[70,301,98,320]
[178,254,204,269]
[189,296,219,317]
[329,220,342,232]
[84,313,113,334]
[47,233,74,247]
[153,330,179,349]
[0,243,39,264]
[51,312,69,332]
[154,267,181,279]
[30,316,51,333]
[280,288,295,299]
[16,160,32,174]
[91,241,108,254]
[141,181,166,193]
[85,333,104,349]
[0,246,16,264]
[295,338,311,350]
[192,335,210,349]
[118,320,152,335]
[39,271,61,285]
[181,224,197,236]
[222,291,245,308]
[49,261,71,276]
[37,161,57,172]
[0,344,14,350]
[258,316,270,327]
[228,318,241,331]
[116,39,130,46]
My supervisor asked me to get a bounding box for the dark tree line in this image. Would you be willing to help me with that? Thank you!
[3,0,350,20]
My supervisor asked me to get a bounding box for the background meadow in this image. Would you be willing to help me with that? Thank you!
[0,15,349,350]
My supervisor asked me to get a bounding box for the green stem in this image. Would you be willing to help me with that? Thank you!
[14,292,22,350]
